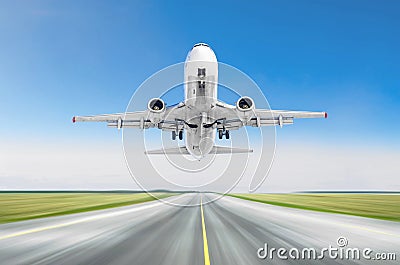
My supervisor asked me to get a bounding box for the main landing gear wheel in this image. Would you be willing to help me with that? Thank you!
[172,131,183,140]
[218,130,223,139]
[218,130,230,139]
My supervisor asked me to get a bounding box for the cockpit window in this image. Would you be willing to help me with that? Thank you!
[193,43,209,48]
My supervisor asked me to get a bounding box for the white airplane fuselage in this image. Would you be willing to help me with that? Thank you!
[184,43,218,158]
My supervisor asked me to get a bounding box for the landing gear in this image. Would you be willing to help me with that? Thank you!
[218,129,230,140]
[172,131,183,140]
[218,130,223,139]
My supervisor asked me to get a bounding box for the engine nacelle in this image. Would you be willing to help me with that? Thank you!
[147,98,165,113]
[236,96,255,111]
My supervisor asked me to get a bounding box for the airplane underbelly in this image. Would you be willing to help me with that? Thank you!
[184,61,218,110]
[186,128,215,157]
[184,47,218,158]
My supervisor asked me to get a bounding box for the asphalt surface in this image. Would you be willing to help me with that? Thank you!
[0,193,399,265]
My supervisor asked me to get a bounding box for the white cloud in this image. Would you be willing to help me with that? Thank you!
[252,143,400,192]
[1,140,399,192]
[0,140,135,190]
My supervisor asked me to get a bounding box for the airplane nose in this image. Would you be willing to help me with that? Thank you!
[187,44,217,63]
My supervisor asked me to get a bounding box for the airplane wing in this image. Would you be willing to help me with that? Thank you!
[73,103,188,131]
[207,101,327,130]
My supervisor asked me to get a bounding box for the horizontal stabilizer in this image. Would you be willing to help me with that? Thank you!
[211,146,253,154]
[145,146,253,155]
[144,146,189,155]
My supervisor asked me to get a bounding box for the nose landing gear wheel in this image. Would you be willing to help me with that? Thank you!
[178,130,183,140]
[225,130,230,139]
[172,131,176,140]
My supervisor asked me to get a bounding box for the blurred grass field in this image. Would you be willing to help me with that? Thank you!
[0,192,174,224]
[230,193,400,222]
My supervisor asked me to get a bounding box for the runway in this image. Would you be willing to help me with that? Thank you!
[0,193,398,265]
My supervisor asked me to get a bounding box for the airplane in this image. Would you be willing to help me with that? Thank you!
[73,43,327,159]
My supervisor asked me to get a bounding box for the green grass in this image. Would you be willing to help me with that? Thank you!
[229,193,400,222]
[0,192,175,224]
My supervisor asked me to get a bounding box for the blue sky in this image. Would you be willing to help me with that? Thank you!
[0,0,400,147]
[0,0,399,147]
[0,1,399,190]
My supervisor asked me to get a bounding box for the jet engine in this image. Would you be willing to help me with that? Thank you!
[147,98,165,113]
[236,96,254,111]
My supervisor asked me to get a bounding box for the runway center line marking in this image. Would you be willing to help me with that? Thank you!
[200,196,211,265]
[0,195,185,241]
